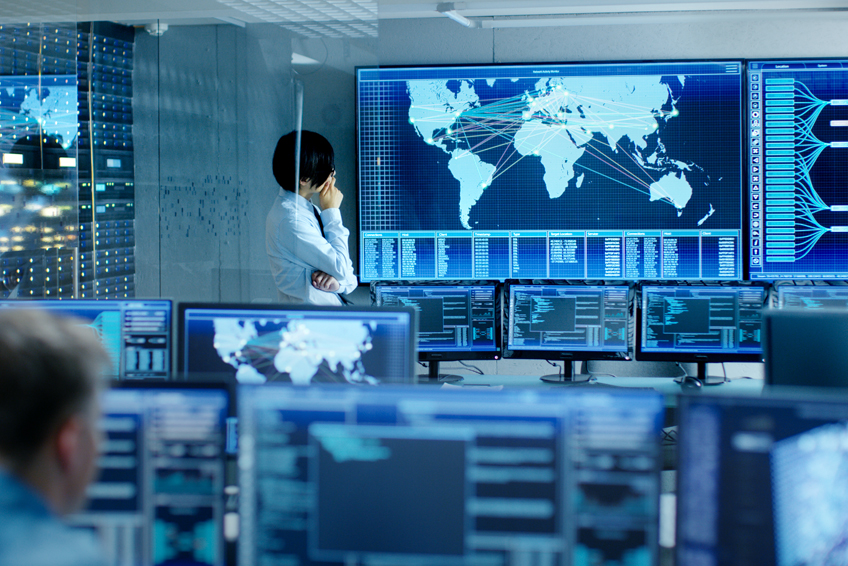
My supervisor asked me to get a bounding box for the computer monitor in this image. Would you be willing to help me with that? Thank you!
[0,298,172,379]
[373,283,501,382]
[777,285,848,309]
[677,391,848,566]
[239,384,665,566]
[637,285,765,383]
[748,59,848,280]
[505,284,631,382]
[357,60,744,281]
[178,303,417,384]
[68,384,229,566]
[763,308,848,387]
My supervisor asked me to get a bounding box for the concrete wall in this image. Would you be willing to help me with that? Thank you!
[133,12,848,377]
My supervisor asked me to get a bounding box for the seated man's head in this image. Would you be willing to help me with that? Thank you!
[0,309,109,515]
[273,130,335,194]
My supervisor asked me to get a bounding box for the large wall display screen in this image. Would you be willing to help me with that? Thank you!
[358,61,744,281]
[749,60,848,280]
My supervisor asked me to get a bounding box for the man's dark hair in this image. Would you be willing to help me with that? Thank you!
[272,130,335,193]
[0,309,108,466]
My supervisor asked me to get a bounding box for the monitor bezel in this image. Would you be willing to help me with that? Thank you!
[176,302,418,383]
[636,283,767,364]
[502,282,633,362]
[372,281,503,363]
[355,59,746,283]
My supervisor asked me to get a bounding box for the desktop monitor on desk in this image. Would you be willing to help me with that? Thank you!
[0,298,172,379]
[373,283,501,382]
[637,285,765,383]
[239,384,665,566]
[68,384,229,566]
[178,303,417,384]
[764,308,848,388]
[504,284,631,382]
[777,285,848,309]
[677,391,848,566]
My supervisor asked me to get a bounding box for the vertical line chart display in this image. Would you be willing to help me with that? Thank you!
[357,61,744,282]
[749,60,848,280]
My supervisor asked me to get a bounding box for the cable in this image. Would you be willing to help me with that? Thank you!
[458,360,484,375]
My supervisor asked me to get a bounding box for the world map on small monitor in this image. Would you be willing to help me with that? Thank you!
[179,304,416,385]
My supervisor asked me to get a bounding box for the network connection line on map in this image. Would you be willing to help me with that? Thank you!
[419,85,677,200]
[405,76,695,228]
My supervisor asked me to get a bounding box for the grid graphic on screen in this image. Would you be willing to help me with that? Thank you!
[357,62,743,281]
[748,60,848,280]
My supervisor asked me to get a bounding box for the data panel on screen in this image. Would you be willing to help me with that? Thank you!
[507,285,629,358]
[639,286,764,358]
[179,304,416,385]
[374,284,499,358]
[778,285,848,308]
[0,299,171,379]
[68,388,228,566]
[749,60,848,279]
[358,61,743,281]
[239,386,664,566]
[677,393,848,566]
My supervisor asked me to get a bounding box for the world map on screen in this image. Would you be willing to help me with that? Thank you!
[212,318,377,385]
[358,67,741,233]
[409,76,706,229]
[0,77,78,149]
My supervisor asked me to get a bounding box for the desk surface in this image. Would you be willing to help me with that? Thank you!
[427,373,765,403]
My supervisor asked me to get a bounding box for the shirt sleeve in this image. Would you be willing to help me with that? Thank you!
[291,207,358,294]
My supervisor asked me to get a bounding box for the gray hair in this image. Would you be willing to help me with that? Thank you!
[0,308,109,465]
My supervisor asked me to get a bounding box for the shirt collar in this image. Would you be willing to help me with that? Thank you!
[279,188,317,213]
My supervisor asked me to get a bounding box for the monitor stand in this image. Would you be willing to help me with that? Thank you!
[418,361,464,384]
[540,361,592,384]
[695,361,727,385]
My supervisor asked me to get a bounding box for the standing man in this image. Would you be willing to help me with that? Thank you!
[0,309,110,566]
[266,130,357,305]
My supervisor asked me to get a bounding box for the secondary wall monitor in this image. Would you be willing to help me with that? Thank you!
[748,59,848,280]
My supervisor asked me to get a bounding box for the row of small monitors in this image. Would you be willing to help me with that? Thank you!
[73,383,848,566]
[0,283,845,382]
[356,59,848,282]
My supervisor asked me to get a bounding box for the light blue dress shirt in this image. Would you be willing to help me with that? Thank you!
[266,188,357,305]
[0,469,105,566]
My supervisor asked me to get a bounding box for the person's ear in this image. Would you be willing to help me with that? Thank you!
[54,414,82,474]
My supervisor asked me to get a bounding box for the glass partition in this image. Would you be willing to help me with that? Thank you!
[0,3,380,303]
[0,23,79,298]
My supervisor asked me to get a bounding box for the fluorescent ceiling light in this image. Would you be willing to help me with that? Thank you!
[437,2,479,27]
[292,52,321,65]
